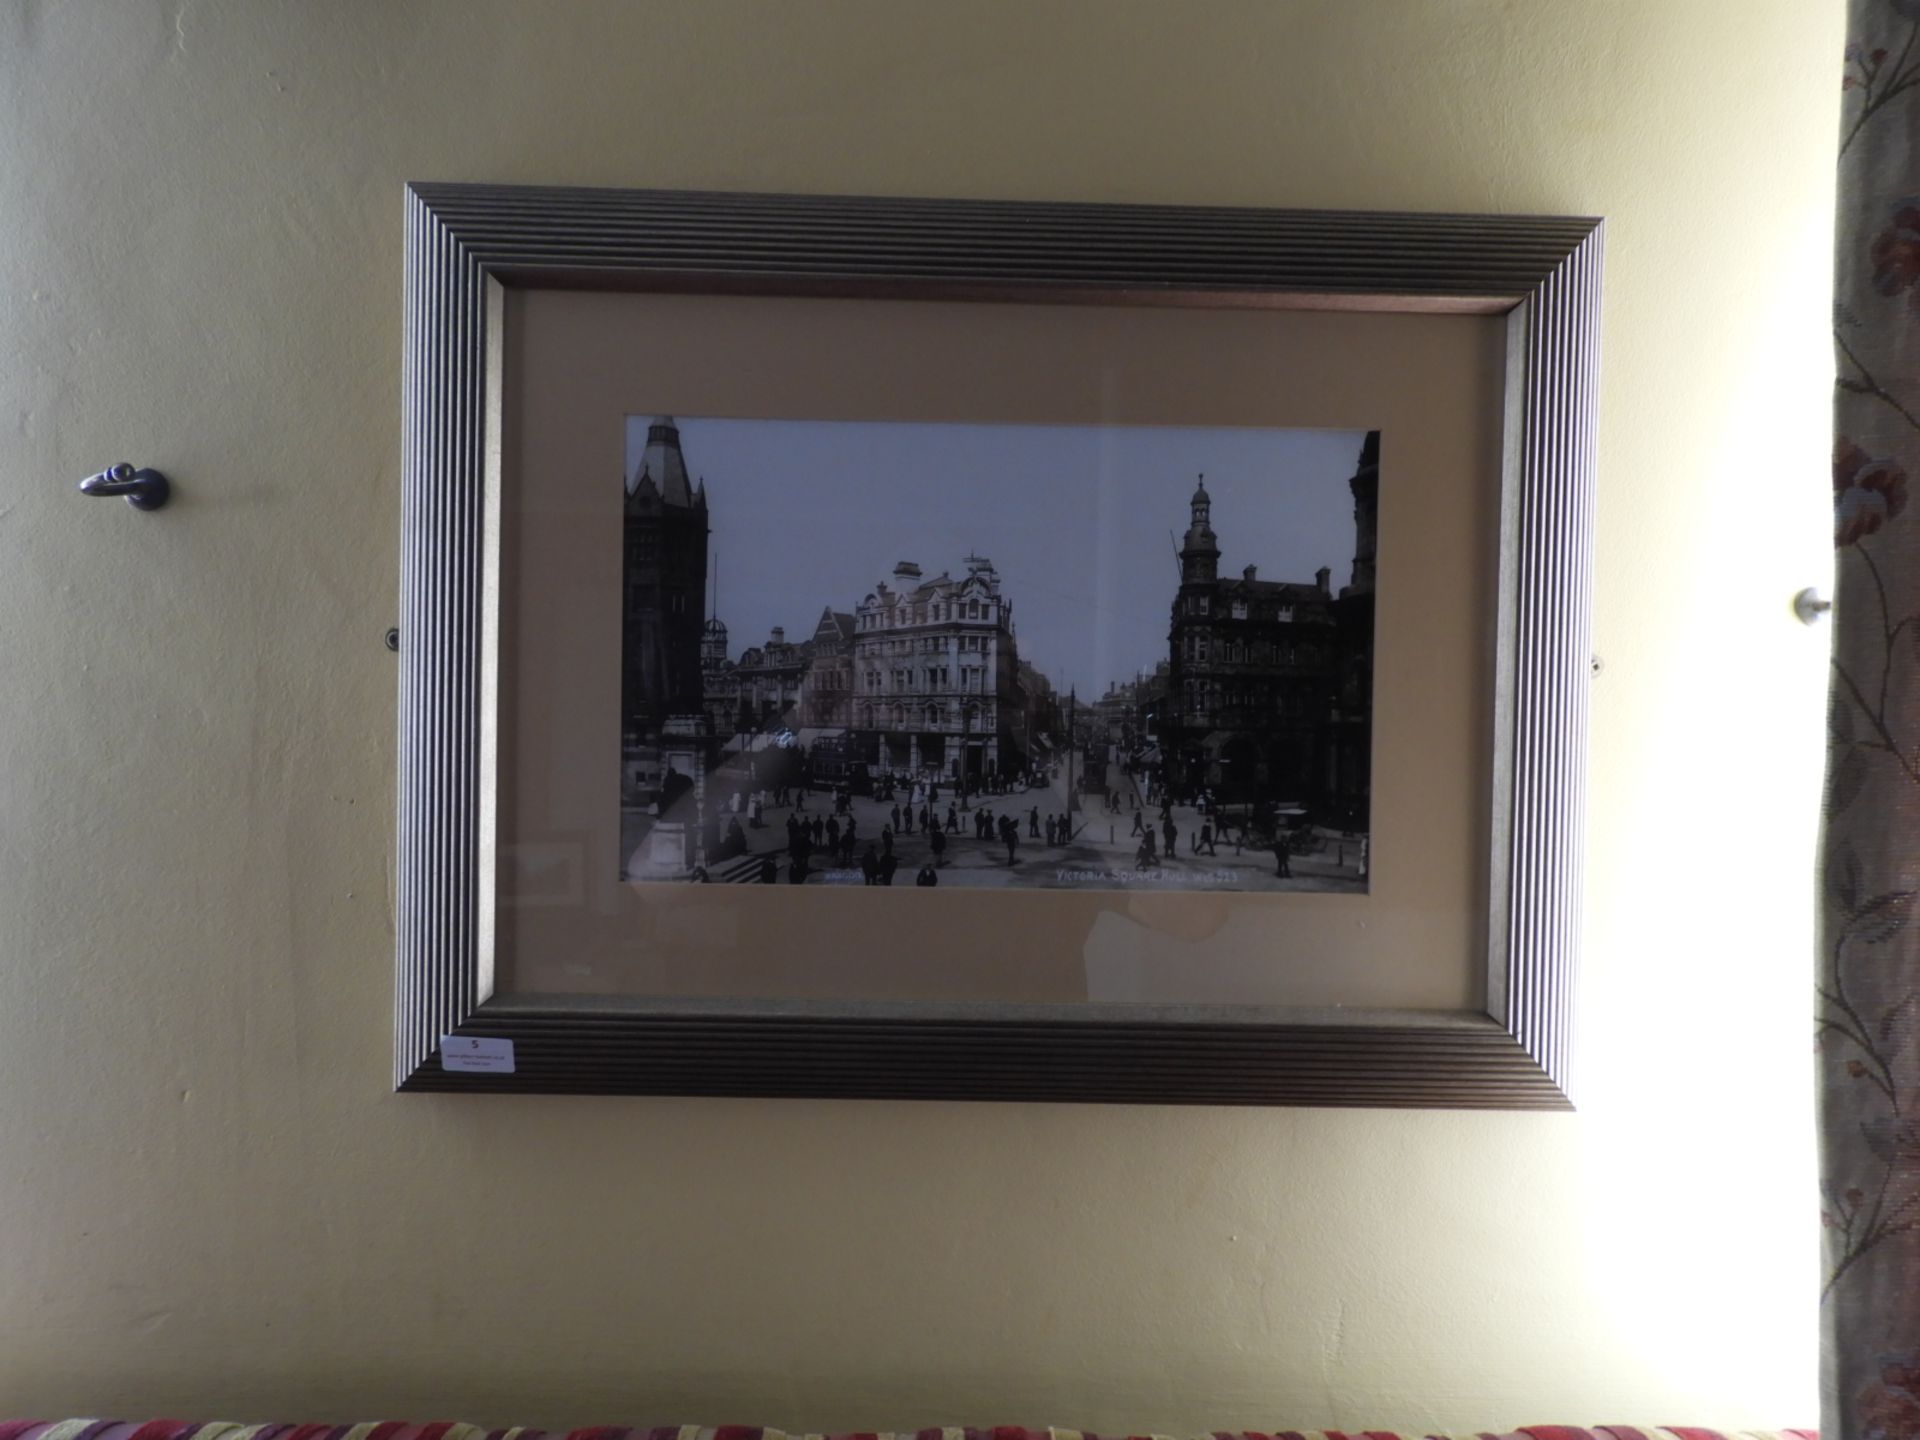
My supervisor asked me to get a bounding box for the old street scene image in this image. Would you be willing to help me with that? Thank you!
[618,416,1377,891]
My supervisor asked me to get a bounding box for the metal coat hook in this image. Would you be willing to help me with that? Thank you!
[79,462,170,511]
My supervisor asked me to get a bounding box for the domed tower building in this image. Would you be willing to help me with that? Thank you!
[620,417,710,739]
[1179,477,1220,585]
[1166,474,1339,810]
[700,613,729,672]
[1162,432,1379,835]
[698,612,743,739]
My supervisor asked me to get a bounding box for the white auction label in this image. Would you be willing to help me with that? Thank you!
[440,1034,516,1074]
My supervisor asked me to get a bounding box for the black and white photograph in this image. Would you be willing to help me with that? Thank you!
[618,416,1378,892]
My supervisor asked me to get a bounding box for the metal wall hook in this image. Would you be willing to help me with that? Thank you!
[1794,587,1832,625]
[79,462,170,511]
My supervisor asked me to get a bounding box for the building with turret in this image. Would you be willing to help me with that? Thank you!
[1160,432,1377,828]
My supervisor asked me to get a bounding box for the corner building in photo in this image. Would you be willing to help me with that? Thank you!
[1160,431,1377,830]
[851,555,1030,783]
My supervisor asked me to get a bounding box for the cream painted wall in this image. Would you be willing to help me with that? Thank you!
[0,0,1836,1430]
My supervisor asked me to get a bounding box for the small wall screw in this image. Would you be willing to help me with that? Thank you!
[1794,588,1832,625]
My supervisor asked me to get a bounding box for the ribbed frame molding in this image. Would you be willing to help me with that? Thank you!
[396,183,1602,1108]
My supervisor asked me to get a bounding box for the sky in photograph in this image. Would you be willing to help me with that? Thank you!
[625,415,1371,701]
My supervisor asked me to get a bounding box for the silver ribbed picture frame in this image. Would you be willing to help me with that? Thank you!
[397,183,1600,1107]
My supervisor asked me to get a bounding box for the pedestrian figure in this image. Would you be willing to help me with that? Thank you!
[826,816,841,851]
[1130,810,1146,838]
[1274,836,1292,878]
[916,862,938,887]
[812,815,824,846]
[879,852,898,886]
[1135,838,1156,870]
[1162,816,1178,856]
[946,804,959,833]
[902,806,914,835]
[1029,806,1040,838]
[930,826,948,867]
[1002,817,1019,866]
[1197,822,1216,856]
[890,804,902,833]
[1046,816,1057,845]
[759,856,778,884]
[920,804,931,832]
[860,844,879,885]
[881,826,894,857]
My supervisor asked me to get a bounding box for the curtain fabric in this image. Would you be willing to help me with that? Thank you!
[1827,3,1920,1434]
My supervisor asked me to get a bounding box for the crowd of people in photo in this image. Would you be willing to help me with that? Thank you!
[761,772,1082,885]
[654,747,1354,886]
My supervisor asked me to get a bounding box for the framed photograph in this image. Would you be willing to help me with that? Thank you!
[397,183,1600,1107]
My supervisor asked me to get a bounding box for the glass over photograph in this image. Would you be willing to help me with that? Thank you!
[618,416,1378,893]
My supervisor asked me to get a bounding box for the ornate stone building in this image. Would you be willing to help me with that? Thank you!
[851,556,1029,782]
[1160,432,1377,827]
[620,417,709,737]
[698,621,808,738]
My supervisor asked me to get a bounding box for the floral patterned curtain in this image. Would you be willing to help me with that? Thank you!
[1827,5,1920,1434]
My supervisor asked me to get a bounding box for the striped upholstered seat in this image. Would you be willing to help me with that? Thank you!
[0,1424,1821,1440]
